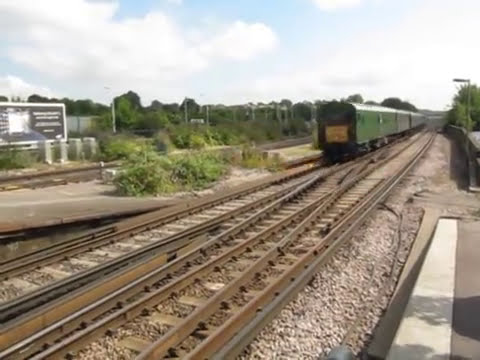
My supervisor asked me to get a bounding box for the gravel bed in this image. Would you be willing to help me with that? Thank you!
[239,134,479,360]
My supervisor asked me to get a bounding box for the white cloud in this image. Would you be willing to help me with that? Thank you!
[0,0,277,103]
[200,21,277,61]
[312,0,363,11]
[0,75,56,100]
[166,0,183,4]
[227,0,480,109]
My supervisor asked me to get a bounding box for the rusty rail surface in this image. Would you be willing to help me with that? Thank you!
[0,162,119,191]
[0,133,428,360]
[0,164,317,278]
[0,157,363,359]
[0,137,403,359]
[200,133,435,360]
[133,133,433,360]
[0,165,321,322]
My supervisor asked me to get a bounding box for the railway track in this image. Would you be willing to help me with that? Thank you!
[0,137,314,192]
[0,163,117,192]
[0,164,321,310]
[0,132,433,360]
[0,133,421,360]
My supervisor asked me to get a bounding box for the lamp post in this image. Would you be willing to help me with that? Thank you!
[104,86,116,133]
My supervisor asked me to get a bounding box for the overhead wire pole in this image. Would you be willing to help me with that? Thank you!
[200,93,210,126]
[184,97,188,123]
[104,86,116,133]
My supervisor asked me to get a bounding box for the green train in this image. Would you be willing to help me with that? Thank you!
[317,101,427,161]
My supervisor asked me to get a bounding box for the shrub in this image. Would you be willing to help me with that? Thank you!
[153,131,175,154]
[0,148,37,170]
[171,153,226,189]
[190,134,208,149]
[113,151,227,196]
[114,161,175,196]
[99,135,150,162]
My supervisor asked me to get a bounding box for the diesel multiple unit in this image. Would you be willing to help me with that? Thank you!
[318,101,427,161]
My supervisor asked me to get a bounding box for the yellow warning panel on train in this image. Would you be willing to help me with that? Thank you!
[325,125,348,143]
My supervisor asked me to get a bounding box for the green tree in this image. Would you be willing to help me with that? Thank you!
[148,100,163,111]
[27,94,51,102]
[138,110,169,130]
[448,84,480,130]
[280,99,293,108]
[345,94,364,103]
[119,91,142,110]
[116,97,138,129]
[0,95,8,102]
[292,102,313,122]
[381,97,417,111]
[180,98,200,116]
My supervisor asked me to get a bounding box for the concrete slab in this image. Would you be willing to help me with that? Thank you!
[368,208,441,359]
[0,180,175,233]
[387,219,457,360]
[451,221,480,359]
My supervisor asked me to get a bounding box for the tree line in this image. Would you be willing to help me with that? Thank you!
[0,91,419,133]
[447,84,480,131]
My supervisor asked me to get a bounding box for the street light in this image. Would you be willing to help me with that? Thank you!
[104,86,116,133]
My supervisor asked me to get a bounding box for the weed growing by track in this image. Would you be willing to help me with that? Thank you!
[114,145,281,196]
[98,135,151,162]
[0,147,37,170]
[114,150,228,196]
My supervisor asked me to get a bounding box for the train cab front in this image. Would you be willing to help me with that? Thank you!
[318,102,356,163]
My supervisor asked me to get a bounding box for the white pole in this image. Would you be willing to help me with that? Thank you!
[111,98,116,133]
[184,97,188,123]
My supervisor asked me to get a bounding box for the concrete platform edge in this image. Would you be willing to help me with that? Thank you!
[386,218,458,360]
[367,208,441,359]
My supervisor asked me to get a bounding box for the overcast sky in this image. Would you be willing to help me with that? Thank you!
[0,0,477,110]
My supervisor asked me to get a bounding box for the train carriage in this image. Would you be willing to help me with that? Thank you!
[318,101,426,161]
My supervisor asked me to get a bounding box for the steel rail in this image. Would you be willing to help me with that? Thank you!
[11,152,384,360]
[0,163,344,358]
[136,134,415,359]
[0,164,319,280]
[0,168,318,323]
[208,133,435,360]
[0,162,118,184]
[0,136,410,359]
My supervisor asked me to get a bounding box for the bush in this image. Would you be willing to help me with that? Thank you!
[99,135,151,162]
[171,153,226,189]
[113,151,227,196]
[153,131,175,154]
[114,159,175,196]
[190,134,208,149]
[0,148,37,170]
